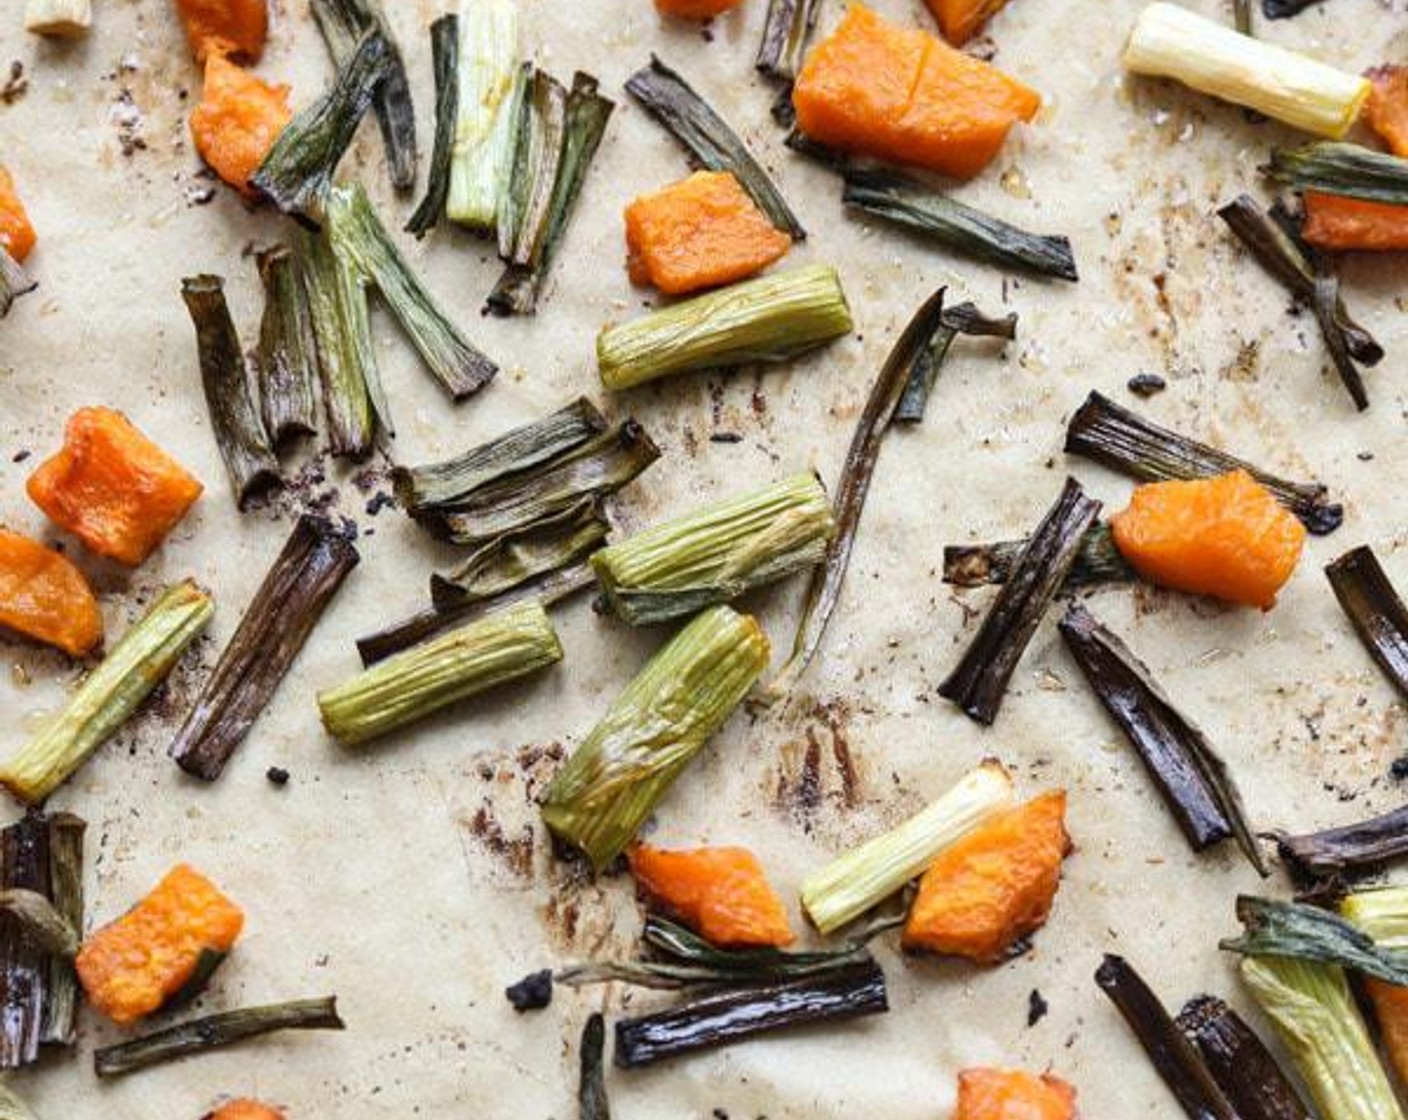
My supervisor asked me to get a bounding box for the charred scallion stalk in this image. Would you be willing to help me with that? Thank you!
[255,246,319,446]
[801,760,1015,934]
[1064,390,1343,534]
[1222,896,1408,986]
[579,1013,610,1120]
[625,56,805,240]
[181,274,281,507]
[0,582,213,805]
[496,69,566,266]
[540,606,770,871]
[447,0,520,231]
[405,15,459,237]
[756,0,823,80]
[613,960,888,1068]
[1267,143,1408,206]
[1178,995,1313,1120]
[1327,547,1408,700]
[1276,804,1408,878]
[251,30,391,225]
[945,522,1135,591]
[1095,955,1241,1120]
[0,892,76,958]
[894,301,1018,425]
[1262,0,1326,16]
[1313,273,1368,411]
[0,249,36,319]
[1059,602,1268,875]
[592,473,835,626]
[0,1083,41,1120]
[318,599,562,746]
[843,169,1078,282]
[939,479,1102,725]
[170,517,359,781]
[93,996,345,1078]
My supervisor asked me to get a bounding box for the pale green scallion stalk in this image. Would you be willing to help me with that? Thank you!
[1343,886,1408,948]
[446,0,520,230]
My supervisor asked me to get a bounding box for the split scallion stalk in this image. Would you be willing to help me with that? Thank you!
[499,69,567,267]
[446,0,520,232]
[405,15,460,237]
[1222,896,1408,986]
[255,246,319,446]
[1177,995,1314,1120]
[0,582,213,805]
[1313,273,1368,412]
[1122,2,1370,139]
[592,472,836,626]
[801,760,1015,935]
[756,0,823,81]
[1276,804,1408,878]
[540,606,770,872]
[894,301,1018,424]
[318,599,563,746]
[0,249,36,318]
[1266,143,1408,206]
[579,1013,610,1120]
[24,0,90,37]
[945,522,1135,591]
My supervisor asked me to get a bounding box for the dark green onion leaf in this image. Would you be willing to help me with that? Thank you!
[945,522,1135,592]
[180,274,281,507]
[0,248,36,319]
[1326,545,1408,701]
[170,516,359,781]
[894,301,1018,424]
[1221,896,1408,986]
[1312,272,1368,410]
[502,69,567,268]
[625,56,805,240]
[93,996,345,1078]
[1094,955,1241,1120]
[495,62,535,259]
[756,0,822,80]
[405,15,459,237]
[613,959,887,1068]
[938,478,1101,725]
[1275,803,1408,878]
[843,168,1078,282]
[1177,995,1313,1120]
[1064,390,1343,534]
[579,1013,610,1120]
[251,30,391,226]
[1059,602,1268,875]
[1265,142,1408,206]
[1262,0,1325,15]
[255,245,319,446]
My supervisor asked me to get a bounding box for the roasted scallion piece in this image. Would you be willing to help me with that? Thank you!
[1312,272,1368,411]
[843,169,1078,282]
[255,246,319,446]
[613,960,888,1068]
[1276,804,1408,878]
[756,0,823,80]
[0,891,78,958]
[1064,391,1343,534]
[893,301,1018,425]
[626,57,805,240]
[0,582,214,805]
[540,606,769,871]
[170,517,359,781]
[579,1013,610,1120]
[1326,546,1408,700]
[592,473,835,626]
[447,0,520,231]
[405,15,459,237]
[0,249,36,319]
[1222,896,1408,986]
[1059,602,1268,875]
[801,760,1015,935]
[181,274,281,507]
[945,522,1135,591]
[939,479,1101,725]
[1267,143,1408,206]
[597,264,851,391]
[497,69,567,265]
[93,996,345,1078]
[1178,995,1313,1120]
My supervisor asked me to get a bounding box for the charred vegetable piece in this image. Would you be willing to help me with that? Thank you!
[170,517,358,780]
[540,606,769,872]
[406,16,459,236]
[1059,602,1267,874]
[629,845,794,948]
[613,960,888,1068]
[190,55,292,196]
[1064,391,1343,535]
[1326,546,1408,700]
[255,245,318,445]
[447,0,520,231]
[94,996,344,1078]
[0,249,36,319]
[1313,273,1369,411]
[1342,887,1408,1089]
[952,1069,1078,1120]
[939,478,1101,725]
[496,69,567,265]
[1178,995,1314,1120]
[76,864,243,1026]
[1221,896,1408,987]
[894,301,1017,424]
[205,1101,286,1120]
[626,56,805,240]
[579,1013,610,1120]
[592,473,834,626]
[0,168,35,264]
[1261,0,1325,16]
[756,0,823,80]
[0,530,103,657]
[1276,803,1408,878]
[903,791,1069,962]
[792,5,1039,180]
[944,522,1134,592]
[506,968,554,1011]
[174,0,267,62]
[802,760,1015,934]
[1266,143,1408,207]
[27,407,203,565]
[843,168,1077,282]
[181,274,282,507]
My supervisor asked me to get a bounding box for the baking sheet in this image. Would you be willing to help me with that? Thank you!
[2,0,1407,1114]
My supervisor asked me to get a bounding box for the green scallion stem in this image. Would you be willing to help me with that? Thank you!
[446,0,521,231]
[405,15,460,237]
[1266,142,1408,206]
[755,0,823,80]
[255,245,319,446]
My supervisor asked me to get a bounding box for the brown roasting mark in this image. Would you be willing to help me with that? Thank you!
[774,700,861,829]
[466,801,534,879]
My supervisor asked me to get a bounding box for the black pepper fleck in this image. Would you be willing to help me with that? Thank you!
[1127,372,1167,397]
[505,968,553,1012]
[1027,988,1049,1027]
[266,766,290,787]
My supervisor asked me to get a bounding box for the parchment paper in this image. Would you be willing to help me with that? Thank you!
[1,0,1407,1114]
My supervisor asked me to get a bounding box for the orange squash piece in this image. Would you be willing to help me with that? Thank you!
[1110,470,1305,610]
[927,0,1013,46]
[1302,192,1408,252]
[76,863,245,1025]
[191,54,292,195]
[792,4,1040,180]
[0,529,103,657]
[654,0,744,18]
[1366,66,1408,158]
[27,406,204,567]
[903,791,1069,961]
[174,0,269,64]
[206,1101,286,1120]
[628,844,795,948]
[0,166,36,263]
[625,171,792,295]
[953,1068,1078,1120]
[1363,979,1408,1085]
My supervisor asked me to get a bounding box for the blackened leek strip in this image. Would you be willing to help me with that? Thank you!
[252,30,390,224]
[93,996,345,1078]
[756,0,823,80]
[938,479,1101,725]
[170,516,360,781]
[592,473,836,626]
[1178,995,1313,1120]
[540,606,769,871]
[579,1013,610,1120]
[1276,804,1408,877]
[1267,143,1408,206]
[1314,273,1368,410]
[1058,602,1267,874]
[842,169,1079,282]
[944,522,1135,591]
[1326,546,1408,701]
[1262,0,1325,15]
[764,289,949,701]
[625,56,805,240]
[255,246,319,445]
[1095,955,1241,1120]
[0,249,35,319]
[894,302,1019,425]
[325,182,498,400]
[300,228,378,458]
[1222,896,1408,987]
[597,265,852,391]
[181,275,281,508]
[1064,390,1343,534]
[405,15,459,237]
[319,600,563,746]
[0,582,214,805]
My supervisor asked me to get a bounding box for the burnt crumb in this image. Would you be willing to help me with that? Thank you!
[713,1111,729,1120]
[1127,372,1167,397]
[710,432,743,444]
[1,61,26,106]
[184,184,217,207]
[1027,988,1049,1027]
[1391,755,1408,781]
[468,802,535,877]
[1358,450,1375,462]
[11,450,29,464]
[111,89,147,157]
[700,25,715,42]
[505,968,553,1012]
[999,936,1033,962]
[266,766,290,787]
[364,491,395,517]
